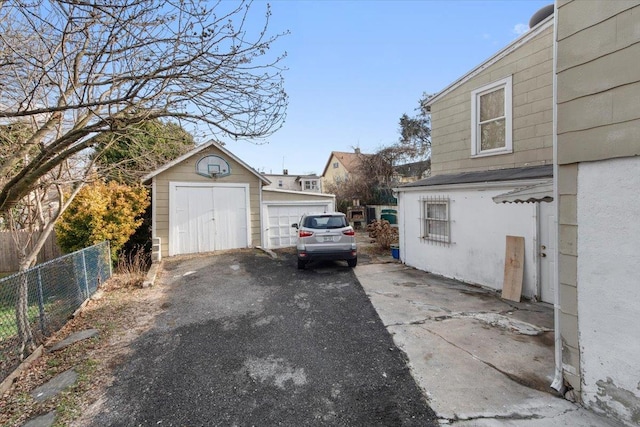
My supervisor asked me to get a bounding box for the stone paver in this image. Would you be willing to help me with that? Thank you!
[22,411,55,427]
[30,369,77,402]
[49,329,99,352]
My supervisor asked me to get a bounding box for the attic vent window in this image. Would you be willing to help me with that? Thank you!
[471,76,513,157]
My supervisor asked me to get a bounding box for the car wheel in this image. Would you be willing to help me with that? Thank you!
[347,258,357,268]
[297,259,307,270]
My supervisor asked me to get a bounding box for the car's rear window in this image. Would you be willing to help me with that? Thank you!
[303,215,347,229]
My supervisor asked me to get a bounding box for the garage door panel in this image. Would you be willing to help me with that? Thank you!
[213,186,248,250]
[175,186,215,254]
[265,203,332,249]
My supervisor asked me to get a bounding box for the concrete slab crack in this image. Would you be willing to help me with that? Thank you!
[386,311,550,336]
[442,411,543,424]
[419,325,546,391]
[442,405,580,425]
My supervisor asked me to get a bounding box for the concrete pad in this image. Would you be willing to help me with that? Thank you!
[388,323,572,421]
[22,411,55,427]
[30,369,77,402]
[354,263,618,426]
[49,329,99,352]
[425,318,555,392]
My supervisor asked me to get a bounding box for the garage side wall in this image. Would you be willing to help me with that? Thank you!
[262,191,333,204]
[153,146,262,257]
[399,187,538,298]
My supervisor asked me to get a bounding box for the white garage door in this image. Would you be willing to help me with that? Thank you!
[265,202,332,249]
[170,183,249,256]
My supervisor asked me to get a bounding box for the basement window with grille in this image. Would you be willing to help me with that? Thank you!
[421,196,450,244]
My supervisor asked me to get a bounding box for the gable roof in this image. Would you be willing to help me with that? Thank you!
[398,165,553,189]
[141,140,270,184]
[321,151,371,177]
[426,14,554,107]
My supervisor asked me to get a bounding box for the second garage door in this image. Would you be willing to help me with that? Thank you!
[264,202,332,249]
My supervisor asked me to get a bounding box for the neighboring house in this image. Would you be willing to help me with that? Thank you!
[142,141,335,258]
[264,171,322,193]
[393,159,431,183]
[396,9,555,303]
[555,2,640,425]
[320,148,368,189]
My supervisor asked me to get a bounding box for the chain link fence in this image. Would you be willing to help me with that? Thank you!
[0,241,111,383]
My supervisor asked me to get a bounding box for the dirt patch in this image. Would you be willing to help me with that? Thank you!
[0,274,168,427]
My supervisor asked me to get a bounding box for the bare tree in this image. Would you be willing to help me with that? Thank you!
[0,0,287,212]
[0,0,288,358]
[325,148,398,211]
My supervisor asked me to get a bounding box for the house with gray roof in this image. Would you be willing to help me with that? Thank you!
[395,6,555,303]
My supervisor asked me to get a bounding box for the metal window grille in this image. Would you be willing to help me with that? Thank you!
[0,241,111,383]
[420,196,450,245]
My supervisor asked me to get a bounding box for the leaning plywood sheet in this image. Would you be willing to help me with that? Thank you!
[502,236,525,302]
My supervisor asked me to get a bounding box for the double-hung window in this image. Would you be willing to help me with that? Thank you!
[422,197,450,243]
[471,76,512,157]
[304,180,318,190]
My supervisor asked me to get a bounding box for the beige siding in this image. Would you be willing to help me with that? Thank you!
[321,154,349,190]
[430,25,554,175]
[153,146,263,257]
[556,2,640,165]
[262,190,334,203]
[556,1,640,401]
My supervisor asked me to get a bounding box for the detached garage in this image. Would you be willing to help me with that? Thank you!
[143,141,268,258]
[262,189,335,249]
[143,141,335,258]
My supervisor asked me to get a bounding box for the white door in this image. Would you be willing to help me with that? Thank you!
[171,184,249,255]
[265,203,331,249]
[212,186,248,250]
[538,201,556,303]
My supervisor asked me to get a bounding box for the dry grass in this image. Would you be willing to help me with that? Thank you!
[0,269,167,427]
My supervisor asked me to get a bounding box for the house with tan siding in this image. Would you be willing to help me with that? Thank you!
[555,1,640,424]
[395,9,556,303]
[320,149,369,190]
[143,141,335,258]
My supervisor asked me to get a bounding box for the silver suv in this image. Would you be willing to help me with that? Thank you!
[292,212,357,270]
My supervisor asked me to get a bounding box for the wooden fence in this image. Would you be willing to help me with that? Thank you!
[0,231,62,273]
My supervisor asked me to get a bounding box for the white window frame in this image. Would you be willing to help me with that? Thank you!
[470,76,513,157]
[333,162,339,168]
[421,197,450,244]
[303,180,318,191]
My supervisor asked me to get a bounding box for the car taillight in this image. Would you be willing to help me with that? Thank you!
[299,230,313,237]
[342,229,355,236]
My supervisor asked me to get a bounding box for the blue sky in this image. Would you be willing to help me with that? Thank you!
[218,0,551,175]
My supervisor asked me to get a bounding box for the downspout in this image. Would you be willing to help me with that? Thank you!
[550,1,564,393]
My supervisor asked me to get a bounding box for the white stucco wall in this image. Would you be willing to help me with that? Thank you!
[398,184,539,298]
[577,156,640,425]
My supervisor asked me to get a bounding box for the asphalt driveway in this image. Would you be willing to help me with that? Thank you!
[88,249,437,426]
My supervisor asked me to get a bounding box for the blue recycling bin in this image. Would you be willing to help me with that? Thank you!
[391,244,400,259]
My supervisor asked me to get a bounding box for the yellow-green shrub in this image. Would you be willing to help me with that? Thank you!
[56,181,150,260]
